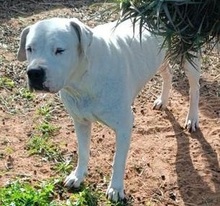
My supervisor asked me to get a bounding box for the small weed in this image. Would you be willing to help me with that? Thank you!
[53,161,73,175]
[36,122,59,136]
[4,146,14,155]
[26,135,63,161]
[68,187,98,206]
[37,104,53,121]
[26,121,62,161]
[0,95,18,114]
[19,88,35,100]
[202,55,210,64]
[146,201,154,206]
[0,77,15,89]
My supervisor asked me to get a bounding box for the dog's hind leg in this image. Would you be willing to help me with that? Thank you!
[184,58,201,132]
[64,120,91,188]
[153,61,172,110]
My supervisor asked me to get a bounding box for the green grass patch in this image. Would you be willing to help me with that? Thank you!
[37,104,53,121]
[53,161,73,175]
[0,180,56,206]
[26,121,62,161]
[0,179,115,206]
[0,77,15,89]
[36,122,59,136]
[26,134,63,161]
[68,187,98,206]
[18,88,35,100]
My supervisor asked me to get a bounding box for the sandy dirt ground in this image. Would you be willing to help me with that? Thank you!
[0,1,220,205]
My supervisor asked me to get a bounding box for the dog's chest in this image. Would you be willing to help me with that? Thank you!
[60,90,97,122]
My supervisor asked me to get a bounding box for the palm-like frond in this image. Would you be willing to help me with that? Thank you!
[118,0,220,63]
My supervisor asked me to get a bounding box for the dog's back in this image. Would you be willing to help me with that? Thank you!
[90,20,166,101]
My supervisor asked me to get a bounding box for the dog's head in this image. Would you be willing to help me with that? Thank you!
[17,18,93,93]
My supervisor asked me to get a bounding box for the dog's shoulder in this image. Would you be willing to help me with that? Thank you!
[92,21,117,38]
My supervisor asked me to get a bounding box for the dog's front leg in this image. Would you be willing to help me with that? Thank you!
[106,113,133,202]
[64,120,91,188]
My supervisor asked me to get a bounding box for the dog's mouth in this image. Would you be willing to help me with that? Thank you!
[28,80,50,93]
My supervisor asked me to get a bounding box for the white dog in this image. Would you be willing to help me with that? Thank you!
[17,17,200,202]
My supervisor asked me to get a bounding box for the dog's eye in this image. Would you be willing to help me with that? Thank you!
[26,47,32,52]
[55,48,65,55]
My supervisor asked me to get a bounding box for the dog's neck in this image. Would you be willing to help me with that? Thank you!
[61,56,90,98]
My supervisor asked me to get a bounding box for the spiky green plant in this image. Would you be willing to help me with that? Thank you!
[117,0,220,63]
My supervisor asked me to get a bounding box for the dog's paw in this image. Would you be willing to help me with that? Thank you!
[153,97,167,110]
[106,187,125,202]
[185,117,199,133]
[64,171,85,188]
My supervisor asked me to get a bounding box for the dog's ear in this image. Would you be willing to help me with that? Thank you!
[17,26,30,61]
[70,18,93,55]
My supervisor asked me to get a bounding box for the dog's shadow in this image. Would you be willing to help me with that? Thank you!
[164,109,220,205]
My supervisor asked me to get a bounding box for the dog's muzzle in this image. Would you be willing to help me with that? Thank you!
[27,67,49,92]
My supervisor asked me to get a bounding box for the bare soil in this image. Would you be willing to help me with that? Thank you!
[0,1,220,205]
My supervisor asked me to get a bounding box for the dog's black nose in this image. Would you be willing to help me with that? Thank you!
[27,68,45,81]
[27,68,46,91]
